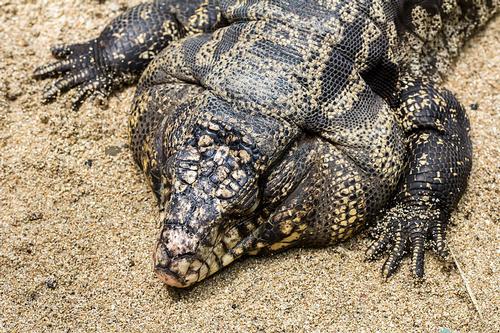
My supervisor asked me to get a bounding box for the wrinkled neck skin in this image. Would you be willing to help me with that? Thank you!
[152,96,298,288]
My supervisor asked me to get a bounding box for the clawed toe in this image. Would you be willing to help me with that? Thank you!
[366,207,450,280]
[382,231,408,278]
[366,236,390,261]
[50,44,72,59]
[33,59,73,79]
[42,68,93,102]
[71,77,111,111]
[409,230,426,278]
[430,223,449,259]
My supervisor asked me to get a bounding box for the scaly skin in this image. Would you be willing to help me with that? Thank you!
[34,0,496,287]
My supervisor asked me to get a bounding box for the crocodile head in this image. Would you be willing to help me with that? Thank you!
[153,118,267,288]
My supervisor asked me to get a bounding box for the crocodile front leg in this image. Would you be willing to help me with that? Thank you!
[366,78,472,278]
[33,0,225,110]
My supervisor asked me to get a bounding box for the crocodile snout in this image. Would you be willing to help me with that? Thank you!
[153,227,203,288]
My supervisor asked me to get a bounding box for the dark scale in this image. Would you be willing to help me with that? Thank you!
[34,0,495,287]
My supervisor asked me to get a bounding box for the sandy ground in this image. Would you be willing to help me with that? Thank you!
[0,1,498,332]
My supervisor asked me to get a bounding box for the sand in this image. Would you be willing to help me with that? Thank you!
[0,1,498,332]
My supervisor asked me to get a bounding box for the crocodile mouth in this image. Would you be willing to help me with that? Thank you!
[153,244,241,288]
[152,225,243,288]
[154,265,189,288]
[153,214,255,288]
[153,244,204,288]
[153,239,205,288]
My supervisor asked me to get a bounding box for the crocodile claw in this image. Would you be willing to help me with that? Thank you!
[34,40,111,110]
[71,76,112,111]
[366,205,449,280]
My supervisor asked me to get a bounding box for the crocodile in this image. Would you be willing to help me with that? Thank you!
[34,0,496,288]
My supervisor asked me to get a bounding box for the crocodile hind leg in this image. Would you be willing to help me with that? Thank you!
[366,79,472,278]
[33,0,225,110]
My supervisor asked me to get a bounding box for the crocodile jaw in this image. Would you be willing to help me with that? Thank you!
[152,223,243,288]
